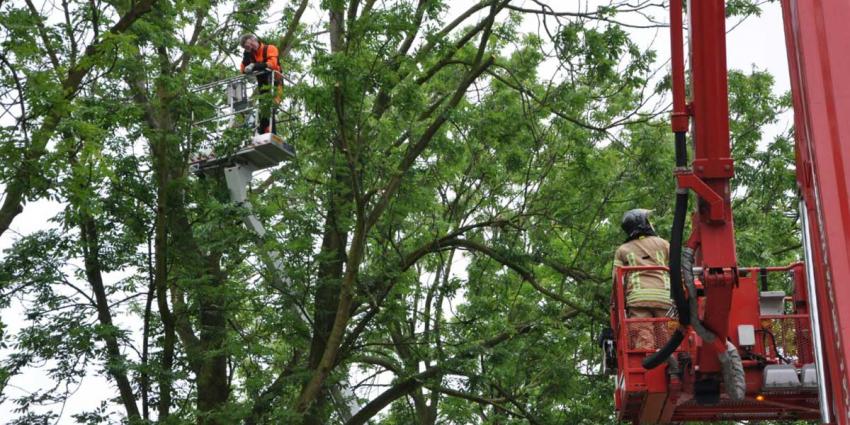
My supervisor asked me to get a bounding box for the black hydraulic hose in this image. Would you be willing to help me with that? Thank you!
[643,131,691,370]
[674,130,688,167]
[668,132,690,321]
[643,329,685,370]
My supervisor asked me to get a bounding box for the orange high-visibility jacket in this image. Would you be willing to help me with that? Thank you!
[241,42,282,79]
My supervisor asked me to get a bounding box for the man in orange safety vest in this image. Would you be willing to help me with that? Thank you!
[239,33,283,134]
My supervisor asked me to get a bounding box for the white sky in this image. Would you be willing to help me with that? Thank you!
[0,1,792,422]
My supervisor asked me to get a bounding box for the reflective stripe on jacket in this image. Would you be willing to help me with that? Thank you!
[613,235,672,308]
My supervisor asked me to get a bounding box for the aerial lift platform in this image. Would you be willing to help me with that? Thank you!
[606,1,850,423]
[609,264,820,422]
[189,73,296,176]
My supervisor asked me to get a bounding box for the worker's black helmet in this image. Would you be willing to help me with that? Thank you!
[621,209,656,240]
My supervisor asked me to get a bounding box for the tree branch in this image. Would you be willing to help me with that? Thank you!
[344,311,577,425]
[0,0,157,239]
[366,56,495,231]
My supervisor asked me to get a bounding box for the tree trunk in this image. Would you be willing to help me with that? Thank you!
[153,200,176,420]
[141,237,156,421]
[303,140,354,422]
[79,215,141,421]
[196,252,231,425]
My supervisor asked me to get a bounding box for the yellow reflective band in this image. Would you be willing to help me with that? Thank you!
[627,288,672,305]
[655,251,670,289]
[626,253,640,289]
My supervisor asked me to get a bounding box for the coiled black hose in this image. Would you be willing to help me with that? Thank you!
[642,131,691,370]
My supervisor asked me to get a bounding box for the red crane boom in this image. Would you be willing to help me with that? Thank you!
[608,1,850,423]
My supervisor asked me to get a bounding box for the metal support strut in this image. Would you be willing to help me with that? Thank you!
[222,163,361,422]
[801,197,832,423]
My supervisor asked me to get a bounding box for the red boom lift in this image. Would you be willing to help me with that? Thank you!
[606,1,850,423]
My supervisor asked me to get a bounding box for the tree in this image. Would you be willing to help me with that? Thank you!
[1,1,800,424]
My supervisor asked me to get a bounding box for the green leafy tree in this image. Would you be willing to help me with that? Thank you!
[0,1,806,424]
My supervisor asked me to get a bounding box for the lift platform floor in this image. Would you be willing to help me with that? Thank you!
[190,133,295,174]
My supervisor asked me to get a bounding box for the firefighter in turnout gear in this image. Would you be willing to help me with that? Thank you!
[239,33,283,134]
[613,209,673,351]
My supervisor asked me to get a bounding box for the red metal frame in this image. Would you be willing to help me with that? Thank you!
[612,265,819,423]
[669,0,739,377]
[614,0,850,422]
[669,0,688,134]
[781,1,850,423]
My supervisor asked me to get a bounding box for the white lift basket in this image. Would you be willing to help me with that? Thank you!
[188,72,295,175]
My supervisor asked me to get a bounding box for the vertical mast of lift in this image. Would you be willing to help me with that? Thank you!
[655,0,743,395]
[684,0,739,376]
[646,0,736,365]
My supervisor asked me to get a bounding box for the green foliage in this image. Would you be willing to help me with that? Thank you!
[727,69,800,272]
[726,0,777,18]
[0,1,805,424]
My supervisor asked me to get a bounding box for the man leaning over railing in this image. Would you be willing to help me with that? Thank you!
[239,33,283,135]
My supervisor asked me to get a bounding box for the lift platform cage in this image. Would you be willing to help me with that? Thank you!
[187,71,298,174]
[606,264,821,423]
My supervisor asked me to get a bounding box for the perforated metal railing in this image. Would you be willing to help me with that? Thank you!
[621,309,813,362]
[621,311,814,366]
[612,266,685,354]
[761,313,814,366]
[625,317,679,351]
